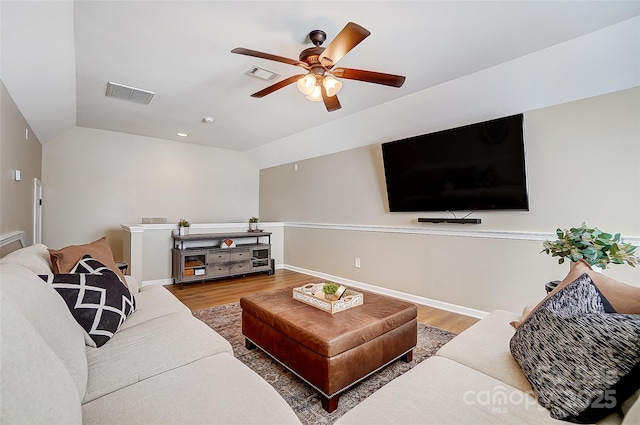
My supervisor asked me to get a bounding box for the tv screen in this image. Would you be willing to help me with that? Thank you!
[381,114,529,212]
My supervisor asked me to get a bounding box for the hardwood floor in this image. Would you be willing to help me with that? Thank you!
[166,269,479,334]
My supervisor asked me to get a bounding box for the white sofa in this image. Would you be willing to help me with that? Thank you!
[336,296,639,424]
[0,244,301,425]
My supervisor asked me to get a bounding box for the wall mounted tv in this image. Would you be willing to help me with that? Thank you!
[381,114,529,212]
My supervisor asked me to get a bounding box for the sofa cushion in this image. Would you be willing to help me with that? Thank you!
[82,353,300,425]
[1,297,82,425]
[123,275,140,293]
[39,262,136,348]
[335,356,567,425]
[83,311,233,403]
[0,243,52,274]
[512,260,640,327]
[118,284,189,331]
[510,274,640,423]
[0,263,88,398]
[48,237,127,285]
[436,310,533,393]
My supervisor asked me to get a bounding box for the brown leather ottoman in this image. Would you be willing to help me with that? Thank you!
[240,286,417,412]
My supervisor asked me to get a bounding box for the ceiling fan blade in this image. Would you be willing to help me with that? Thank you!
[321,84,341,112]
[250,74,305,98]
[231,47,309,69]
[318,22,370,68]
[331,68,406,88]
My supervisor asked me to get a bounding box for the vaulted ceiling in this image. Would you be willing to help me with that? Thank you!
[2,1,639,164]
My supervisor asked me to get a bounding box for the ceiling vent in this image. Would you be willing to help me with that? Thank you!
[106,82,155,104]
[244,66,281,81]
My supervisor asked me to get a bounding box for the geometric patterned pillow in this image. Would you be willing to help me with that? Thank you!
[510,273,640,423]
[39,256,136,347]
[72,254,136,301]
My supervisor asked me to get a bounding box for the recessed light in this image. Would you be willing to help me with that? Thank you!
[203,116,214,123]
[177,132,188,137]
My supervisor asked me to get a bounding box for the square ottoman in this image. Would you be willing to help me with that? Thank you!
[240,286,417,412]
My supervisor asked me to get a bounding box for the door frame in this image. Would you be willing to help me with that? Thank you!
[33,178,42,244]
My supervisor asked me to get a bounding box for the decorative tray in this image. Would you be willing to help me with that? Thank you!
[292,283,363,314]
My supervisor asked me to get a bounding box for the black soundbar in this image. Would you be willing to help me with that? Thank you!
[418,218,481,224]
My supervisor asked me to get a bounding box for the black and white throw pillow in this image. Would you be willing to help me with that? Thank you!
[72,254,136,312]
[39,256,136,347]
[510,273,640,423]
[72,254,135,300]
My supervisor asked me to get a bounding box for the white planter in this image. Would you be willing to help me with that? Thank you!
[570,260,602,273]
[179,227,189,236]
[249,223,258,231]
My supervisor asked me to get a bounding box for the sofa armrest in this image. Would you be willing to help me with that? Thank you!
[124,275,140,293]
[0,244,52,275]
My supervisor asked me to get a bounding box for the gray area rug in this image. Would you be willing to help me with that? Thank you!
[193,302,456,425]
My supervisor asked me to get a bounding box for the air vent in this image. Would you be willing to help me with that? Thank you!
[106,82,155,104]
[244,66,281,81]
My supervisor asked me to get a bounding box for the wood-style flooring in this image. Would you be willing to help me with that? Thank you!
[166,269,479,334]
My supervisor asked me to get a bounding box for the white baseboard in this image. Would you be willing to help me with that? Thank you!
[283,264,488,319]
[143,260,488,319]
[142,278,173,287]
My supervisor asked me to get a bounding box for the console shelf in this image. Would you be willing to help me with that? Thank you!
[171,231,272,289]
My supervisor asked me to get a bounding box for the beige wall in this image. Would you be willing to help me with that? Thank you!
[0,81,42,245]
[260,88,640,313]
[42,127,260,260]
[6,80,639,311]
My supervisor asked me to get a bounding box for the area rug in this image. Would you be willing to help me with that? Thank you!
[193,302,456,425]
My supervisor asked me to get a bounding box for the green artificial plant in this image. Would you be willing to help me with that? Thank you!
[322,283,339,295]
[177,219,190,227]
[541,222,639,269]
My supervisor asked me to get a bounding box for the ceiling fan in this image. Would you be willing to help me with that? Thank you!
[231,22,406,112]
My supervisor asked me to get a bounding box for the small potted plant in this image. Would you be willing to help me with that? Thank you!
[322,282,339,301]
[177,219,190,236]
[541,222,639,269]
[249,217,259,232]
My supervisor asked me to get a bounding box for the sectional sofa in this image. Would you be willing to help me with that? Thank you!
[336,260,640,424]
[2,241,638,425]
[0,243,300,424]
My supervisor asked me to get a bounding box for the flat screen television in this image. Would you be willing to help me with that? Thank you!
[381,114,529,212]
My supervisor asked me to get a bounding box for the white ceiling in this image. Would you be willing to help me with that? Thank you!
[2,1,640,158]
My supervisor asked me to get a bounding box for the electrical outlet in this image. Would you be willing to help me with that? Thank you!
[354,257,360,268]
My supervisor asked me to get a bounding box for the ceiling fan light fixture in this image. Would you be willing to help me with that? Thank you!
[305,84,323,102]
[296,73,317,96]
[322,75,342,97]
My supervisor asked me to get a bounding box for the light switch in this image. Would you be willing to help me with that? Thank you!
[14,170,22,181]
